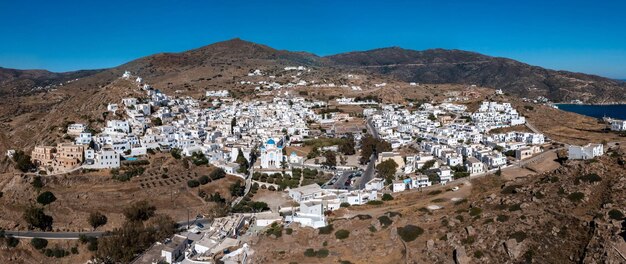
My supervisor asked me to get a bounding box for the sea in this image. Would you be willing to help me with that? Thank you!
[556,104,626,120]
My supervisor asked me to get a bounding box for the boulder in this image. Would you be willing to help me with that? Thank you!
[504,239,523,259]
[465,226,476,237]
[426,239,435,250]
[453,247,470,264]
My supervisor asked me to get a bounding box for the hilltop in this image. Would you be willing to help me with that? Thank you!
[2,38,625,103]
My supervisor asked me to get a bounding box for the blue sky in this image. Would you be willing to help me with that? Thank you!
[1,0,625,78]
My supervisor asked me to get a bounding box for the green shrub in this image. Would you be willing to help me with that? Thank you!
[316,248,329,258]
[285,228,293,235]
[497,214,509,222]
[368,225,377,232]
[318,225,334,235]
[198,176,210,185]
[353,214,372,220]
[469,207,482,216]
[381,193,394,201]
[304,248,329,258]
[367,200,383,205]
[378,215,393,228]
[340,202,351,208]
[187,179,200,188]
[265,222,283,238]
[474,250,484,258]
[6,236,19,247]
[511,231,527,242]
[508,203,522,211]
[431,198,446,203]
[461,236,475,244]
[30,237,48,249]
[396,225,424,242]
[576,173,602,184]
[608,209,624,220]
[36,191,57,205]
[567,192,585,203]
[501,185,521,194]
[334,229,350,239]
[428,190,442,195]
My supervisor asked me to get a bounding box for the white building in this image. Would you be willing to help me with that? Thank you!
[568,143,603,160]
[365,178,385,191]
[85,148,120,169]
[465,157,484,175]
[259,138,284,169]
[288,184,324,203]
[611,120,626,131]
[67,124,86,136]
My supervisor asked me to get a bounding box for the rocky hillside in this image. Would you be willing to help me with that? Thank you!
[327,47,626,103]
[250,151,626,263]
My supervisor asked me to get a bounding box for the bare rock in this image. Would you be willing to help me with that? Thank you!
[504,239,523,259]
[453,247,470,264]
[426,239,435,250]
[465,226,476,237]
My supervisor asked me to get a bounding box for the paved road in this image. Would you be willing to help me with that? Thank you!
[3,230,104,240]
[3,218,211,240]
[356,117,380,189]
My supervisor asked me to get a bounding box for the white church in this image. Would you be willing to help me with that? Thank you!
[259,137,285,170]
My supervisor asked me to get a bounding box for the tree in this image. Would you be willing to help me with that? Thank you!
[230,181,245,197]
[198,175,210,185]
[12,150,35,172]
[151,117,162,126]
[23,206,53,231]
[323,151,337,167]
[419,160,436,172]
[339,136,356,155]
[334,229,350,239]
[123,201,156,222]
[230,117,237,134]
[30,237,48,249]
[6,236,19,247]
[89,212,108,230]
[31,176,44,190]
[209,168,226,180]
[36,191,57,206]
[376,159,398,184]
[96,216,175,263]
[235,149,249,174]
[359,135,392,164]
[187,179,200,188]
[382,193,394,201]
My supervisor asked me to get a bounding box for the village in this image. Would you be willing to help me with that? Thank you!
[6,69,609,264]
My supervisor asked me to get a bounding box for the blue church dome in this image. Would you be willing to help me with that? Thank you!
[266,138,276,145]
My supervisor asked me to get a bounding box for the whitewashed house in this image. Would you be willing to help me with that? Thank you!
[568,143,603,160]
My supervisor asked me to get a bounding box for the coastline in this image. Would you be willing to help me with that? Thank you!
[554,103,626,120]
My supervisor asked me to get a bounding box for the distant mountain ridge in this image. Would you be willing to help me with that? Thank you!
[0,67,103,96]
[1,38,625,102]
[325,47,626,103]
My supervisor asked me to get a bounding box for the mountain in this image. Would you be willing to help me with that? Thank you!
[2,39,625,103]
[0,67,103,96]
[326,47,626,103]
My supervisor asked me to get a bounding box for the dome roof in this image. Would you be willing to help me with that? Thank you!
[266,138,276,145]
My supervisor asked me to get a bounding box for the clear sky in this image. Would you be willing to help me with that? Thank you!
[1,0,625,78]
